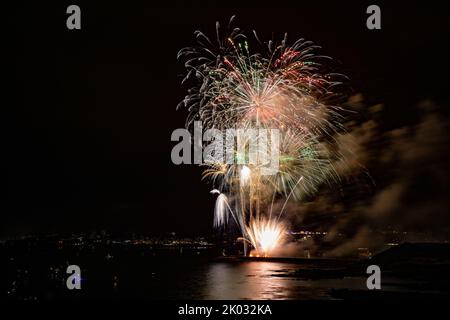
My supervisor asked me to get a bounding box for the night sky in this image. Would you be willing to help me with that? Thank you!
[9,1,450,238]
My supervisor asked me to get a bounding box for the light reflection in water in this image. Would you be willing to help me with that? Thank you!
[205,262,299,299]
[203,261,367,300]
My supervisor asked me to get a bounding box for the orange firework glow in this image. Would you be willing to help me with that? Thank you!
[246,219,286,257]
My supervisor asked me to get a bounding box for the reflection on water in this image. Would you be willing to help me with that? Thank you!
[203,261,366,300]
[206,262,293,299]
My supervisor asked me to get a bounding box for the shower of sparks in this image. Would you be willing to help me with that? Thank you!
[178,16,349,257]
[246,218,286,257]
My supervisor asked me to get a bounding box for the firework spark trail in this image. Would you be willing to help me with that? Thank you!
[178,16,349,257]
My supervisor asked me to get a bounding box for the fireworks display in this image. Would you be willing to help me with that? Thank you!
[178,17,348,257]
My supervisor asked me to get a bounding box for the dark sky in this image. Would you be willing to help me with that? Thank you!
[9,1,449,238]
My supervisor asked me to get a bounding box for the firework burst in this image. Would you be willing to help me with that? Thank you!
[178,16,349,256]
